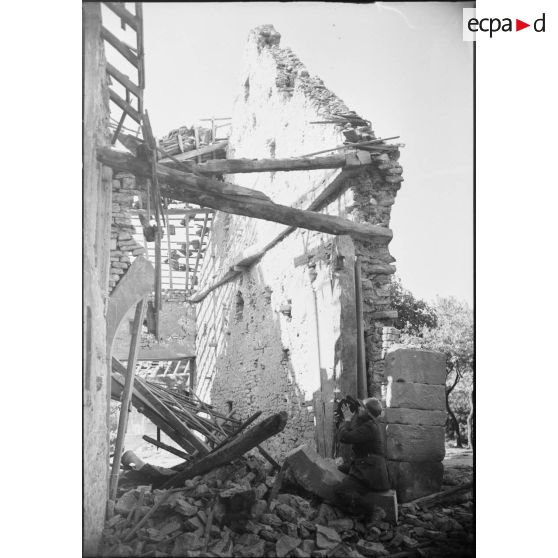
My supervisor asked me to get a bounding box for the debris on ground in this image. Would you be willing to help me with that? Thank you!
[100,452,473,557]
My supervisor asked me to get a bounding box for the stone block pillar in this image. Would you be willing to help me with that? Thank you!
[383,348,446,502]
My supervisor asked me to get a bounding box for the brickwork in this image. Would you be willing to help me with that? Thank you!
[195,25,402,460]
[109,173,146,292]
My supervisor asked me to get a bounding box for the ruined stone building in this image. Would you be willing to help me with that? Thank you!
[84,5,447,555]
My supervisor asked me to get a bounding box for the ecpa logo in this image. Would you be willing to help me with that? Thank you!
[463,8,546,40]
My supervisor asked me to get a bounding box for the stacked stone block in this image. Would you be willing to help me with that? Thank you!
[109,173,146,292]
[383,348,446,503]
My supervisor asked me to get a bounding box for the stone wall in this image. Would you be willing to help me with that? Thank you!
[109,173,146,292]
[383,347,446,502]
[83,4,111,554]
[195,25,402,460]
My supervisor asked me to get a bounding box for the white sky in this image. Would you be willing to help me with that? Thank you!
[111,1,474,305]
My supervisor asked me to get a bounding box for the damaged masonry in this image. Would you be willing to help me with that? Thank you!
[84,5,472,558]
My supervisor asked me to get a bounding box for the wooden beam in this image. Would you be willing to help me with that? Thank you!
[108,299,146,500]
[108,89,141,124]
[188,152,367,175]
[355,257,368,400]
[159,140,228,164]
[101,25,139,67]
[188,169,360,303]
[161,411,288,488]
[103,2,139,31]
[97,149,393,242]
[106,62,141,98]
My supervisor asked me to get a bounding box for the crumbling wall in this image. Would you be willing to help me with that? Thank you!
[83,4,111,554]
[195,25,402,460]
[109,173,146,292]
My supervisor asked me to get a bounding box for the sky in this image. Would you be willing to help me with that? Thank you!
[103,2,473,305]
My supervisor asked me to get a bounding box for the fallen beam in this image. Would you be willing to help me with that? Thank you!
[97,148,393,242]
[161,411,288,488]
[181,151,369,175]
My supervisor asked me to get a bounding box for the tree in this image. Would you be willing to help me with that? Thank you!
[389,277,474,448]
[421,297,474,448]
[389,276,438,336]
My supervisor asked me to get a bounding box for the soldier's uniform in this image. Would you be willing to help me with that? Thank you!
[334,399,390,514]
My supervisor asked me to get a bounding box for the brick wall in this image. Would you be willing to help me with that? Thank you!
[195,25,402,460]
[109,173,146,292]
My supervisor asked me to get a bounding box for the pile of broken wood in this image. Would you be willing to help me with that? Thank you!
[101,452,473,558]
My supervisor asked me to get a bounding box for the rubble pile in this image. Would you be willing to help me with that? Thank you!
[100,454,473,558]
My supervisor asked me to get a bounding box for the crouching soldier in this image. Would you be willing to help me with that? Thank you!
[334,397,390,515]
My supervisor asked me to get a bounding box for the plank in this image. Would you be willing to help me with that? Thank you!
[106,62,141,98]
[101,25,139,67]
[108,89,141,124]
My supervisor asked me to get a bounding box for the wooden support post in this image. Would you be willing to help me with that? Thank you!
[108,298,146,501]
[165,203,173,289]
[184,213,190,291]
[355,257,367,399]
[191,211,208,287]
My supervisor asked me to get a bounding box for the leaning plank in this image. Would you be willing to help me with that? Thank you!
[97,149,392,242]
[108,89,141,124]
[161,412,288,488]
[109,300,146,501]
[182,152,366,174]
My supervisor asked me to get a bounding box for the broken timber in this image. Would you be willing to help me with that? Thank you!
[162,411,288,488]
[112,358,210,456]
[97,148,393,242]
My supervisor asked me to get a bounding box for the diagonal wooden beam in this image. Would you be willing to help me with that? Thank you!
[101,25,139,67]
[97,148,392,242]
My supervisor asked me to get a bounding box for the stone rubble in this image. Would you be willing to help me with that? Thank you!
[100,454,473,557]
